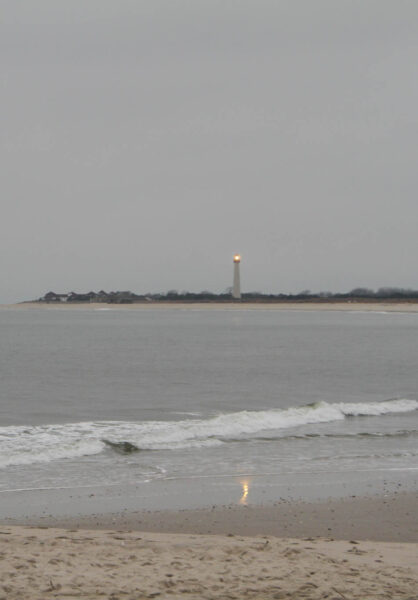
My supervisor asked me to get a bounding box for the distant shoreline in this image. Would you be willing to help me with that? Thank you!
[6,300,418,312]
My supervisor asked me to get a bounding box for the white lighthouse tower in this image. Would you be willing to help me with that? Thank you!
[232,254,241,299]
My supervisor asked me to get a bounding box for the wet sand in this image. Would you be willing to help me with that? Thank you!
[37,491,417,543]
[4,491,417,542]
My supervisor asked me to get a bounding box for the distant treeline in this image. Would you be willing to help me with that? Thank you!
[164,287,418,300]
[38,287,418,304]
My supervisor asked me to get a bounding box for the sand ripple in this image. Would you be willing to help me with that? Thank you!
[0,527,417,599]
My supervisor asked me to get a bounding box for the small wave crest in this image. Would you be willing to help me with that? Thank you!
[337,399,417,416]
[0,398,416,468]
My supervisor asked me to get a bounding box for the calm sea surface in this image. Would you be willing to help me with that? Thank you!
[1,306,417,497]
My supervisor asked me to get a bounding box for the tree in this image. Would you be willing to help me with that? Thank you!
[349,287,375,297]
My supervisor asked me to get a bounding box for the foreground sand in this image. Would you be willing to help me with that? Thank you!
[1,526,417,600]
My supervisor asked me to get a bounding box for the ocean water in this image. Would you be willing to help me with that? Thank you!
[1,306,417,504]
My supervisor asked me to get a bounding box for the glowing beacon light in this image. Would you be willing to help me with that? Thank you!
[232,254,241,299]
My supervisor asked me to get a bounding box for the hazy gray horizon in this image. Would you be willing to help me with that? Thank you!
[2,1,418,304]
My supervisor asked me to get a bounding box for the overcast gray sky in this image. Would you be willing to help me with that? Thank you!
[2,0,418,303]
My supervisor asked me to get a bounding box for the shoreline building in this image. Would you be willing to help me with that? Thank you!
[232,254,241,299]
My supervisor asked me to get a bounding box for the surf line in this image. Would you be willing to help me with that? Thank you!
[1,466,417,495]
[0,481,153,494]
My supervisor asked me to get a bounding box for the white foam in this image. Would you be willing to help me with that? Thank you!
[1,398,416,468]
[0,426,104,468]
[337,398,418,416]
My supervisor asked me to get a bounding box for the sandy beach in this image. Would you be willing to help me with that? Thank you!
[1,492,417,599]
[6,300,418,313]
[1,522,417,599]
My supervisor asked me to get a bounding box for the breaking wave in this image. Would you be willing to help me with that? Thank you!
[1,398,416,468]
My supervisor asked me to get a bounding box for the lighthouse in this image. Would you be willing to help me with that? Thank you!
[232,254,241,299]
